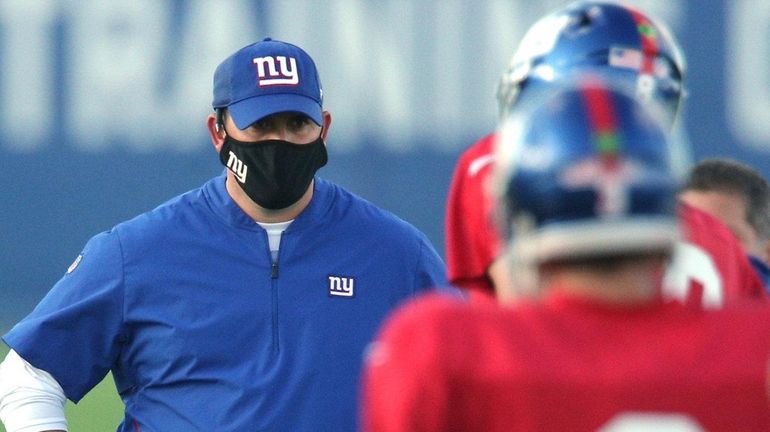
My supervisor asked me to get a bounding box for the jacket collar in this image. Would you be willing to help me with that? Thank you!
[203,171,334,232]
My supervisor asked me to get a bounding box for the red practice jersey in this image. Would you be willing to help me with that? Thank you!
[363,293,770,432]
[444,134,500,296]
[664,203,767,307]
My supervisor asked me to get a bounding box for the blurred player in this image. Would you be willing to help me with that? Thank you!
[445,0,765,306]
[363,78,770,432]
[446,0,686,297]
[680,158,770,289]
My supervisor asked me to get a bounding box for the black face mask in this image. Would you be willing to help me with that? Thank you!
[219,135,328,210]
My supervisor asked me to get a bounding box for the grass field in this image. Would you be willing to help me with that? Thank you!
[0,343,125,431]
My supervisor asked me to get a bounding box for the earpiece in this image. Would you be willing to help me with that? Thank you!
[215,109,225,134]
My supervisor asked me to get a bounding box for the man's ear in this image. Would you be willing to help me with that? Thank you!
[207,113,225,153]
[321,111,332,141]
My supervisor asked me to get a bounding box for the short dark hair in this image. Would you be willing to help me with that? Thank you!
[682,158,770,240]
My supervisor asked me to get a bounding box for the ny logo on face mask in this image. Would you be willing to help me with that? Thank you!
[253,56,299,86]
[226,151,248,183]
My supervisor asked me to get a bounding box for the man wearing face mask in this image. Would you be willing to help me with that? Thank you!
[0,38,448,432]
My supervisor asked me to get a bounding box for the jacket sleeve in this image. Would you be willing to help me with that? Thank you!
[412,235,448,293]
[2,230,126,403]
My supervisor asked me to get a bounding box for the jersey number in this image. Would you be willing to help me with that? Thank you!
[599,412,705,431]
[663,242,724,308]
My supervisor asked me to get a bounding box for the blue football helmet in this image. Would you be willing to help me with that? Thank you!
[494,76,680,264]
[497,1,686,127]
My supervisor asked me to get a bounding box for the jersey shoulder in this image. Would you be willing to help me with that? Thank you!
[378,292,471,335]
[677,202,765,299]
[678,202,740,247]
[453,133,498,178]
[445,133,503,285]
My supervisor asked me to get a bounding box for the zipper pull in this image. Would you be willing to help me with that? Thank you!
[271,262,279,279]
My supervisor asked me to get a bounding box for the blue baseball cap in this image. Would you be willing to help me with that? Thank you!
[212,38,323,129]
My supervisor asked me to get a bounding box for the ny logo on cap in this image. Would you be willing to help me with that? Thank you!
[253,56,298,86]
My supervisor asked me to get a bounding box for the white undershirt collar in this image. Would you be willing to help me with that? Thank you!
[256,220,293,262]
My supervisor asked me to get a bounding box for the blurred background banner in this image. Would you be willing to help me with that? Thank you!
[1,0,768,330]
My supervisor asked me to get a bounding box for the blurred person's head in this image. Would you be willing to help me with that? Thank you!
[680,158,770,265]
[491,76,680,302]
[497,1,685,130]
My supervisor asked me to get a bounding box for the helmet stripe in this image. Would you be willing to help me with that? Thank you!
[581,81,619,154]
[628,9,659,75]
